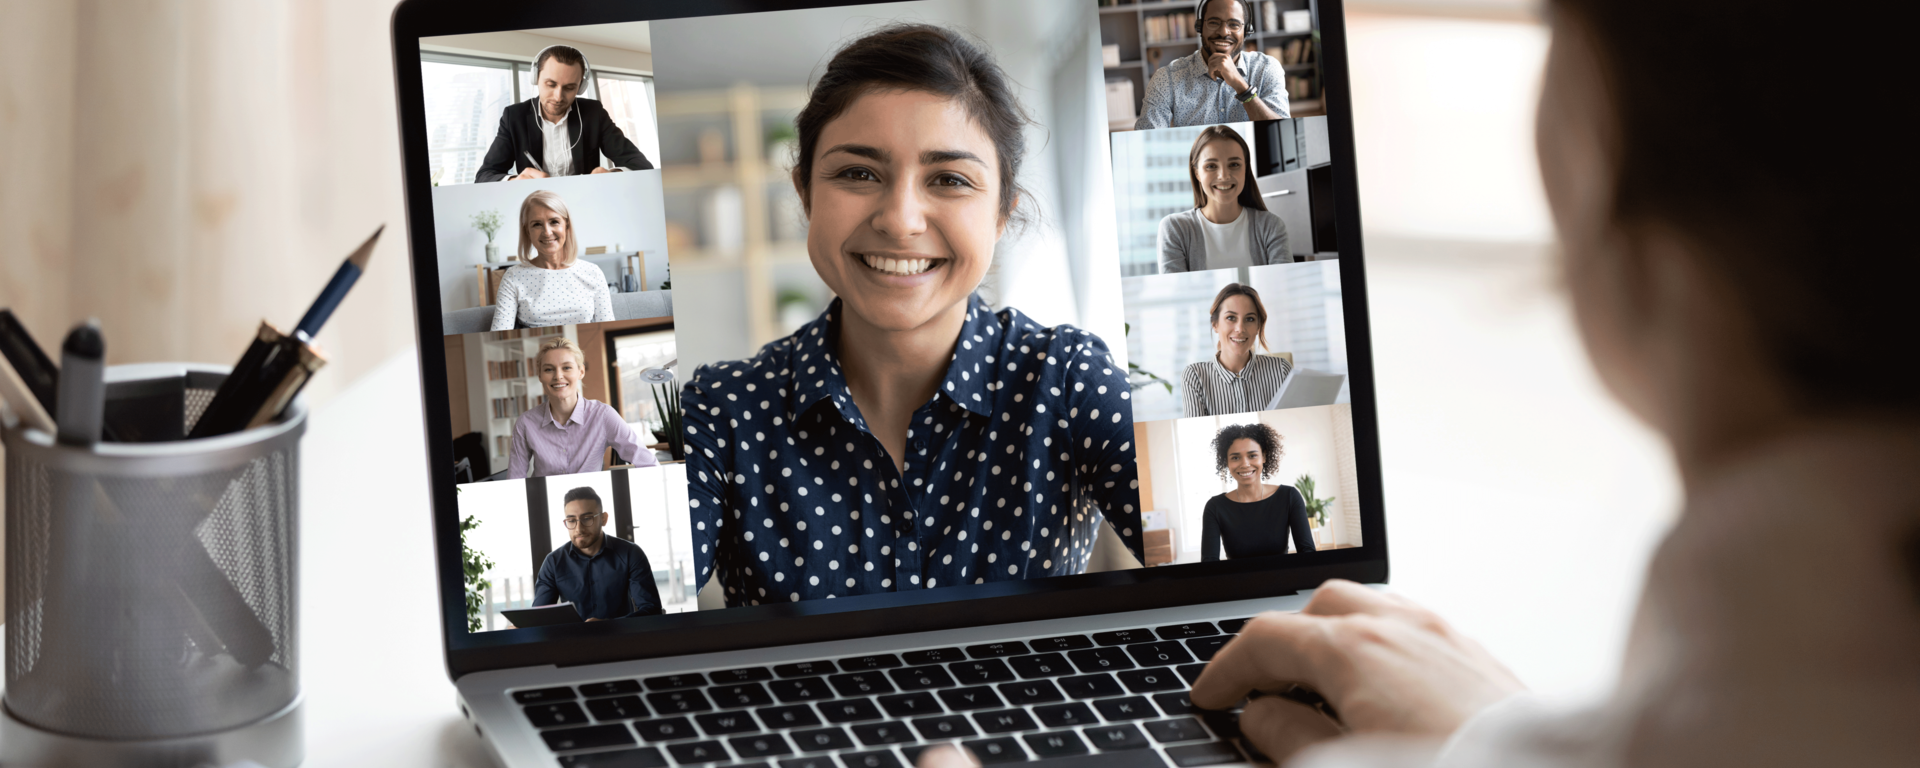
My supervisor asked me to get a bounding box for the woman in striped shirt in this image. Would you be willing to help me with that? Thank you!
[1181,282,1291,417]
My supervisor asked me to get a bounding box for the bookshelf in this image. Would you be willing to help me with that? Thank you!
[463,325,576,475]
[1100,0,1326,130]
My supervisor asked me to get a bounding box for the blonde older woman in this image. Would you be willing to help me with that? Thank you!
[489,189,614,331]
[507,337,656,479]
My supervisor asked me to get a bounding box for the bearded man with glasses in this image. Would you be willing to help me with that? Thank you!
[1135,0,1291,130]
[530,486,666,622]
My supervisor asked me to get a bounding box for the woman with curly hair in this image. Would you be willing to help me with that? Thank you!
[1200,422,1314,560]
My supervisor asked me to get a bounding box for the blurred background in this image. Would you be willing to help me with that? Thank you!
[0,0,1679,762]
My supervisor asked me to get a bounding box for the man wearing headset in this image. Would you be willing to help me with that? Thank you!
[1135,0,1290,130]
[475,45,654,183]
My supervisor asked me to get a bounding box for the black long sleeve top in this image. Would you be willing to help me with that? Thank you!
[1200,485,1317,561]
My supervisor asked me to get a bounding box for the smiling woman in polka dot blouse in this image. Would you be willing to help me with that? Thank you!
[683,24,1143,608]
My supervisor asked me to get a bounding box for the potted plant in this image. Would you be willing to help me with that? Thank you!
[471,209,506,263]
[1296,473,1334,537]
[460,513,495,632]
[651,382,686,461]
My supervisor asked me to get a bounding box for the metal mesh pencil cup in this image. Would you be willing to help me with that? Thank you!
[2,363,304,767]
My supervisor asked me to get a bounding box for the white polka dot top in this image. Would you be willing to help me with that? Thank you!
[489,261,615,331]
[683,294,1144,608]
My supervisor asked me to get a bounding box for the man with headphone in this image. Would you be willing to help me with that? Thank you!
[1135,0,1290,130]
[475,45,655,182]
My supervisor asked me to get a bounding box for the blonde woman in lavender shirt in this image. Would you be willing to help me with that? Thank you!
[508,337,657,479]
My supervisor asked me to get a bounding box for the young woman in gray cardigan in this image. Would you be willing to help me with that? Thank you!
[1157,125,1290,273]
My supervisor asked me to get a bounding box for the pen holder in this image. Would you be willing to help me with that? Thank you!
[1,363,304,768]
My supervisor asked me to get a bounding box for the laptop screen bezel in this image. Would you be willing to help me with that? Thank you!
[390,0,1387,680]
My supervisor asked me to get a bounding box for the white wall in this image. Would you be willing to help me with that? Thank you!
[431,171,671,311]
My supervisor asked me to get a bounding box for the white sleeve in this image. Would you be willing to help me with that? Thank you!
[490,270,519,331]
[592,270,616,322]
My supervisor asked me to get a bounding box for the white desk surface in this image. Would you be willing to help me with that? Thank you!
[295,238,1677,767]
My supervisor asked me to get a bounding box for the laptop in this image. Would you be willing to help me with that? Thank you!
[391,1,1385,766]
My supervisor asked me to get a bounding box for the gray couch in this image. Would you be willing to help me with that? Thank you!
[441,290,675,335]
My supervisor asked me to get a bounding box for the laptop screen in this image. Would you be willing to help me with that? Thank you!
[399,0,1380,665]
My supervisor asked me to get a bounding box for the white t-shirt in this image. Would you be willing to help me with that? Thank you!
[489,261,615,330]
[537,108,574,177]
[1199,209,1254,269]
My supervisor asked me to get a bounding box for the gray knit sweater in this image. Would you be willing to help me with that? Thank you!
[1157,208,1291,273]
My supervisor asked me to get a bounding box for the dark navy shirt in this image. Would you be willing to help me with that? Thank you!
[533,534,664,620]
[684,294,1142,607]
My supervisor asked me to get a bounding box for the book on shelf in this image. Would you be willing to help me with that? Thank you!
[1261,1,1279,31]
[1143,11,1196,44]
[490,393,547,420]
[1286,74,1317,100]
[1263,38,1314,66]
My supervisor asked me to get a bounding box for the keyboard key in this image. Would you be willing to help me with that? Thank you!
[631,716,698,742]
[768,677,835,703]
[997,679,1064,706]
[1151,692,1196,716]
[1118,668,1186,693]
[1125,641,1195,667]
[711,667,774,684]
[1093,696,1157,721]
[960,736,1027,763]
[558,746,668,767]
[646,689,712,714]
[757,704,822,729]
[973,708,1038,734]
[1007,653,1075,679]
[947,659,1016,684]
[1022,730,1089,758]
[711,682,775,709]
[774,661,837,678]
[664,740,730,764]
[837,654,903,670]
[695,711,761,735]
[887,664,957,691]
[937,685,1005,711]
[541,724,636,752]
[729,733,792,758]
[1084,724,1151,751]
[1166,741,1245,766]
[1155,622,1220,640]
[514,686,576,704]
[1028,635,1094,652]
[586,696,649,722]
[578,679,644,698]
[838,749,904,768]
[779,757,836,768]
[912,714,977,740]
[1144,718,1210,743]
[818,698,883,724]
[1091,629,1155,646]
[1198,711,1241,739]
[964,641,1030,658]
[828,671,896,697]
[643,673,706,691]
[849,721,916,746]
[902,647,967,665]
[1185,636,1230,662]
[876,691,941,718]
[789,726,855,752]
[1215,618,1252,634]
[525,702,590,728]
[1032,702,1097,728]
[1057,673,1124,699]
[1175,664,1208,686]
[1067,647,1134,673]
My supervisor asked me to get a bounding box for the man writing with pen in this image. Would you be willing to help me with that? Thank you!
[474,45,654,182]
[1135,0,1291,130]
[530,487,665,622]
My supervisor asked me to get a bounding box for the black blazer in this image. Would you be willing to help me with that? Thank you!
[474,97,654,182]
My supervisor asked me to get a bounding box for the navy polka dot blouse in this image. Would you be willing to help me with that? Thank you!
[684,294,1143,607]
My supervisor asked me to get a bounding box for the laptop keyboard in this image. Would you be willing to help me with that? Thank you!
[520,619,1262,767]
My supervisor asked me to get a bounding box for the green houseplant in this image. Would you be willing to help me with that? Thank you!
[1296,473,1334,528]
[652,383,685,461]
[460,514,495,632]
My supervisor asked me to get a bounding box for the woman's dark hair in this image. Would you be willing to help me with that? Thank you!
[1551,0,1918,414]
[1208,283,1268,351]
[792,23,1031,223]
[1212,423,1283,481]
[1188,126,1266,211]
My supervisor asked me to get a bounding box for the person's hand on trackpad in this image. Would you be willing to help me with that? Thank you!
[914,744,976,768]
[1188,580,1526,763]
